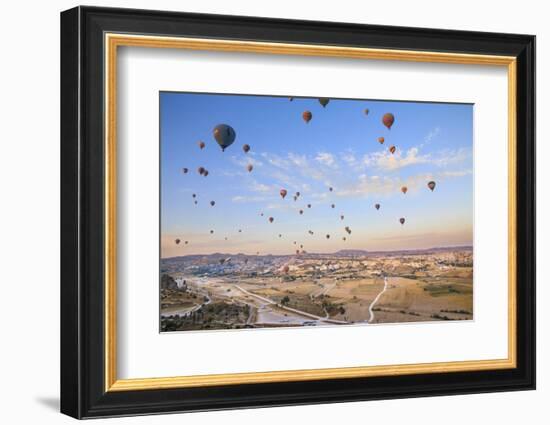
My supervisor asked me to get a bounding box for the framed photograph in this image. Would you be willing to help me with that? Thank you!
[60,6,535,419]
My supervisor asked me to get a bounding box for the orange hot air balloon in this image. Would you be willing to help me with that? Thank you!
[375,203,380,210]
[242,144,251,153]
[401,186,408,194]
[247,164,253,172]
[175,238,181,245]
[389,145,396,154]
[399,218,405,225]
[302,110,312,123]
[280,189,288,199]
[428,181,436,192]
[210,201,215,206]
[319,98,330,108]
[382,113,395,129]
[203,170,209,177]
[198,166,205,175]
[269,217,274,223]
[182,167,188,174]
[299,210,304,215]
[378,137,385,144]
[198,141,205,150]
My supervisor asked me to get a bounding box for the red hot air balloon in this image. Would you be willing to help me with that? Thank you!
[401,186,408,194]
[302,111,312,123]
[428,181,436,192]
[182,167,188,174]
[378,137,385,144]
[242,144,251,153]
[247,164,253,172]
[175,238,181,245]
[319,98,330,108]
[399,218,406,225]
[389,145,396,155]
[210,201,215,206]
[382,113,395,129]
[375,203,380,210]
[280,189,288,199]
[198,166,205,175]
[198,141,205,150]
[268,217,274,223]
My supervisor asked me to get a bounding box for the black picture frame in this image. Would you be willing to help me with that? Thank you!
[61,5,535,419]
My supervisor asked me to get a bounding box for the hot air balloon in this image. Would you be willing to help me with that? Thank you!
[428,181,436,192]
[280,189,288,199]
[185,241,188,244]
[399,218,405,225]
[296,249,300,254]
[307,204,311,208]
[175,238,181,245]
[182,167,188,174]
[389,145,396,155]
[198,141,205,150]
[260,212,264,216]
[194,201,198,205]
[340,215,344,220]
[331,204,335,209]
[192,194,196,198]
[293,196,297,201]
[293,241,297,245]
[242,144,250,153]
[247,164,253,172]
[378,137,385,144]
[401,186,408,194]
[319,98,330,108]
[296,191,300,197]
[364,108,369,115]
[300,244,303,249]
[289,97,294,102]
[326,234,330,239]
[203,170,209,177]
[213,124,236,151]
[375,203,380,210]
[269,217,274,223]
[382,113,395,130]
[210,201,215,206]
[279,234,282,238]
[308,230,314,235]
[299,210,304,215]
[345,226,351,234]
[238,229,242,233]
[224,237,228,241]
[342,237,346,241]
[302,250,306,254]
[302,110,312,123]
[210,230,214,234]
[329,187,333,192]
[198,166,205,175]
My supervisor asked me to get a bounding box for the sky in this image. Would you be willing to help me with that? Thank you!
[160,92,473,258]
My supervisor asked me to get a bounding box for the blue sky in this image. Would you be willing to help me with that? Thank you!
[160,92,473,258]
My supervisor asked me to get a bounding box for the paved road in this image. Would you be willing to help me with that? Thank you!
[368,277,388,323]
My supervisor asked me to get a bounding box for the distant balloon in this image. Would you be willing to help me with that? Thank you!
[382,113,395,129]
[293,196,297,201]
[210,201,215,206]
[296,250,300,254]
[210,230,214,234]
[203,170,209,177]
[340,215,344,220]
[213,124,236,151]
[296,192,300,197]
[319,98,330,108]
[224,237,228,241]
[185,241,188,244]
[428,181,436,192]
[326,234,330,239]
[375,203,380,210]
[299,210,304,215]
[300,244,303,249]
[399,218,405,225]
[279,234,282,238]
[280,189,288,199]
[389,145,396,155]
[238,229,242,233]
[194,201,198,205]
[192,194,196,198]
[302,110,312,123]
[247,164,253,172]
[260,212,264,217]
[182,167,188,174]
[401,186,408,194]
[364,108,369,115]
[331,204,335,209]
[329,187,333,192]
[342,237,346,241]
[293,241,297,245]
[175,238,180,245]
[269,217,274,223]
[198,141,205,150]
[307,204,311,208]
[198,166,205,175]
[242,144,251,153]
[378,137,385,144]
[345,226,351,235]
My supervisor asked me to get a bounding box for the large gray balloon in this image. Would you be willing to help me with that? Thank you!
[213,124,236,151]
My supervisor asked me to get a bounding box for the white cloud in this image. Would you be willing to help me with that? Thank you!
[363,146,471,171]
[315,152,338,168]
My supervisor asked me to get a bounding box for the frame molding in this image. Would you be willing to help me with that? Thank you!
[61,6,535,419]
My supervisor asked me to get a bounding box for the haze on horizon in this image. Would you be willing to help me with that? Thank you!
[160,92,473,259]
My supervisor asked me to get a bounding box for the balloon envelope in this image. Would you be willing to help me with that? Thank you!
[182,168,188,174]
[269,217,274,223]
[319,98,330,108]
[401,186,408,194]
[302,111,312,123]
[280,189,287,199]
[400,218,405,225]
[242,144,250,153]
[428,181,436,191]
[389,146,396,154]
[375,203,380,210]
[382,113,395,129]
[247,164,253,172]
[198,141,205,149]
[213,124,236,151]
[175,238,180,245]
[378,137,385,144]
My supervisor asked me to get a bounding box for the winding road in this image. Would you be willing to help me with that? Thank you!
[368,277,388,323]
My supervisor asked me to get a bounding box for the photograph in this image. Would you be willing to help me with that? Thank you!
[160,92,474,332]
